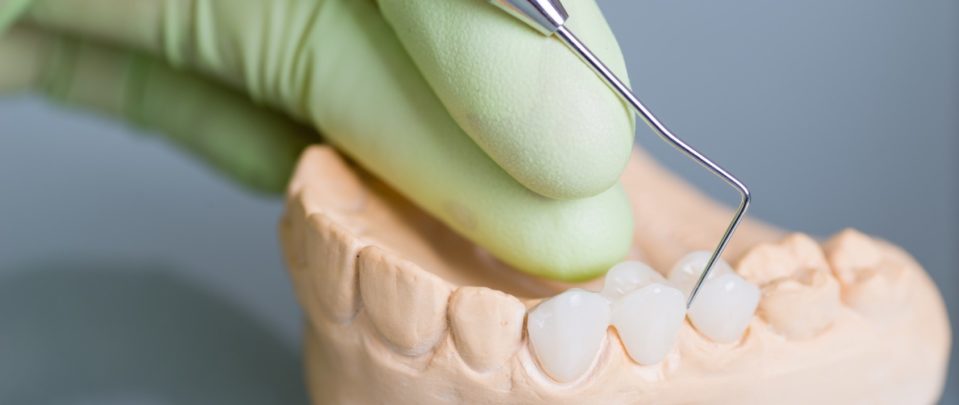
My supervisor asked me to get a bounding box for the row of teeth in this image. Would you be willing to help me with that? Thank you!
[284,189,915,388]
[528,252,760,383]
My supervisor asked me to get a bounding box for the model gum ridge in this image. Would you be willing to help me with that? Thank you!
[280,147,951,404]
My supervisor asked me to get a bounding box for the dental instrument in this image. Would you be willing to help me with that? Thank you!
[489,0,752,307]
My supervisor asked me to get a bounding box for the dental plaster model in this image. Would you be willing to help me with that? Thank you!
[280,146,951,404]
[0,1,949,402]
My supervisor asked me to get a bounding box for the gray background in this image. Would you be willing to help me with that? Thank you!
[0,0,955,403]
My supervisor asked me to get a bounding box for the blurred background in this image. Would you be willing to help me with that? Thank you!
[1,0,956,403]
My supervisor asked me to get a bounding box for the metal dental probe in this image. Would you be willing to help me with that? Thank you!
[489,0,751,308]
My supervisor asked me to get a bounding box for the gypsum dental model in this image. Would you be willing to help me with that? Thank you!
[281,146,951,404]
[528,254,758,383]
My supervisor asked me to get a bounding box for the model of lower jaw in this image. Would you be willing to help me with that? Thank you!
[279,146,951,404]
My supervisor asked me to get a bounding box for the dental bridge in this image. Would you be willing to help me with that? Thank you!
[487,0,760,379]
[490,0,751,309]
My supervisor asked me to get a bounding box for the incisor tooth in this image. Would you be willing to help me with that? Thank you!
[668,251,734,297]
[610,283,686,365]
[282,147,370,325]
[601,261,665,301]
[279,195,309,272]
[280,192,365,326]
[449,287,526,372]
[305,212,365,323]
[686,273,760,343]
[279,194,313,311]
[288,147,366,211]
[737,234,841,339]
[527,289,610,383]
[358,246,453,356]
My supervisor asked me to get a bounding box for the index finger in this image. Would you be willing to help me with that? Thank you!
[379,0,635,199]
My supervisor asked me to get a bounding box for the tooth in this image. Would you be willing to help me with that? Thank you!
[686,273,760,343]
[280,147,371,324]
[668,251,734,297]
[669,251,759,343]
[527,289,610,383]
[823,229,912,316]
[279,195,307,271]
[358,246,454,356]
[610,283,686,365]
[449,287,526,372]
[279,195,317,327]
[737,233,828,285]
[759,270,842,338]
[288,147,367,212]
[279,191,365,326]
[737,234,841,339]
[304,212,367,323]
[601,261,665,301]
[823,229,882,286]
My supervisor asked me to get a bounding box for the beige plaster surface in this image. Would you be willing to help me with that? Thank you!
[279,146,951,404]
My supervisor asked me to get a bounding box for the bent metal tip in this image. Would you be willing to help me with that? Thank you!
[489,0,752,307]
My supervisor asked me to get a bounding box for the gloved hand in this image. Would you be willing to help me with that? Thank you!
[0,0,636,280]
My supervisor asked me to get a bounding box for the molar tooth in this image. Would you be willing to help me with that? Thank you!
[668,251,734,297]
[737,234,841,339]
[610,283,686,365]
[358,246,453,356]
[601,261,665,301]
[449,287,526,372]
[686,273,760,343]
[527,289,610,383]
[759,269,841,338]
[823,229,913,316]
[738,234,829,285]
[823,229,883,286]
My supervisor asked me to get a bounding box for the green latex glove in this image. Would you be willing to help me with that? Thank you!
[0,27,314,193]
[0,0,636,281]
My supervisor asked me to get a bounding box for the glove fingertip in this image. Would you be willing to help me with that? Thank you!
[381,0,634,200]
